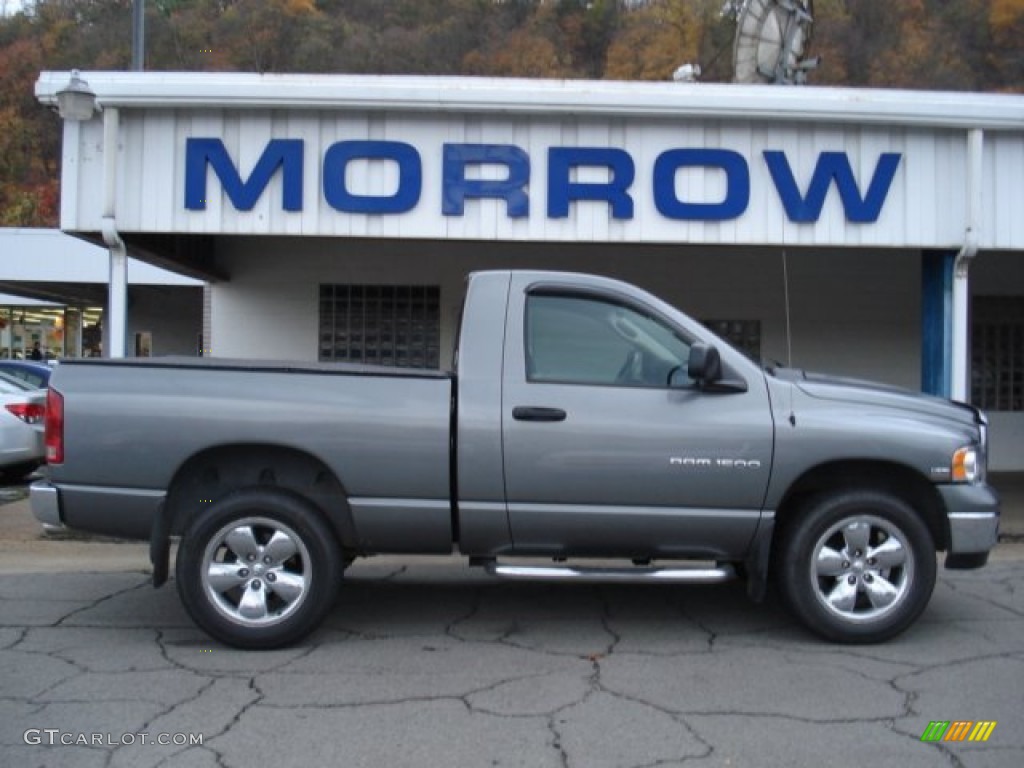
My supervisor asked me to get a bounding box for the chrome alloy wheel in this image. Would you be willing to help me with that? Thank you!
[809,515,915,624]
[200,516,312,627]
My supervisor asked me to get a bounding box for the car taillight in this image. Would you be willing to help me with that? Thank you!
[45,388,64,464]
[5,402,45,424]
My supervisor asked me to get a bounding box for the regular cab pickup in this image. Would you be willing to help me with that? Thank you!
[31,270,1000,648]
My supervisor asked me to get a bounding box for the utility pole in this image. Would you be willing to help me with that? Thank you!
[132,0,145,71]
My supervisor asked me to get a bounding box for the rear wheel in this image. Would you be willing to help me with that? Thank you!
[175,488,341,649]
[776,490,936,643]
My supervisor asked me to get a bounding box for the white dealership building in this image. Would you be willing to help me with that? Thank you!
[35,72,1024,467]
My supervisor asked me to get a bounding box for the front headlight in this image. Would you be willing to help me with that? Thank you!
[951,445,984,484]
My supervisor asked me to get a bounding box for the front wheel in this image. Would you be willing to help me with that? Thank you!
[776,490,936,644]
[175,489,342,649]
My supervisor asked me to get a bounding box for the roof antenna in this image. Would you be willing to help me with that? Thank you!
[782,249,793,368]
[782,249,797,426]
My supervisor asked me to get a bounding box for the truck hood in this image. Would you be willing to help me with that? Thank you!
[769,368,981,429]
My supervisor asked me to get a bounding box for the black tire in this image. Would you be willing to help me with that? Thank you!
[776,490,936,644]
[175,488,341,649]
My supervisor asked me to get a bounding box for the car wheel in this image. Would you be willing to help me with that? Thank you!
[776,490,936,644]
[175,488,341,649]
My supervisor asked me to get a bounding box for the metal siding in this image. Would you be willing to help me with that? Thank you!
[937,132,967,247]
[66,119,104,231]
[987,134,1024,249]
[59,121,81,230]
[120,112,141,229]
[62,109,1023,250]
[140,111,166,231]
[903,132,933,246]
[170,113,192,233]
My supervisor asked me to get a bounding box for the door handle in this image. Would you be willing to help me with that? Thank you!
[512,406,567,422]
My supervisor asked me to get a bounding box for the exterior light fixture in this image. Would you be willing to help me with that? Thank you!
[55,70,97,121]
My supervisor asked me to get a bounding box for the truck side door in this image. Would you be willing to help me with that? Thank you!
[501,276,774,560]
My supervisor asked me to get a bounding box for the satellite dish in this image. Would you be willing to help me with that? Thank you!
[733,0,819,84]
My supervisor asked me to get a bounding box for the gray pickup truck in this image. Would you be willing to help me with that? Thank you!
[31,270,999,649]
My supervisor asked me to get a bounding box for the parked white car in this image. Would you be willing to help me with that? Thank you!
[0,375,46,481]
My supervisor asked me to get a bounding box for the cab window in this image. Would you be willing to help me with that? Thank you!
[525,293,691,387]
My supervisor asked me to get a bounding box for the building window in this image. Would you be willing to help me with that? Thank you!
[701,319,762,362]
[319,284,441,369]
[972,297,1024,412]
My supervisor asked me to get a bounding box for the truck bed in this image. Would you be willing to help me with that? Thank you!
[46,357,454,545]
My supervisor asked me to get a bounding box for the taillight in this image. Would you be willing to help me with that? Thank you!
[45,388,64,464]
[5,402,45,424]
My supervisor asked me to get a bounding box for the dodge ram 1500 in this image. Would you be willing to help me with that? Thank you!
[31,270,999,648]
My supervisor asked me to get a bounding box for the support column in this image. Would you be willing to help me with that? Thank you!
[950,129,985,403]
[951,258,972,402]
[106,231,128,358]
[921,250,954,397]
[100,106,127,358]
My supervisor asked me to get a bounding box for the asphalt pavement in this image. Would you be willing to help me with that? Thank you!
[1,477,1023,768]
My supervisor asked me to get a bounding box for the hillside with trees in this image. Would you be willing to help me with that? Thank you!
[1,0,1022,227]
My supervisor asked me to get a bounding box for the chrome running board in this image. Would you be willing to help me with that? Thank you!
[484,562,735,585]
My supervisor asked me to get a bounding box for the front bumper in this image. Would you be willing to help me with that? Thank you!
[938,482,1000,569]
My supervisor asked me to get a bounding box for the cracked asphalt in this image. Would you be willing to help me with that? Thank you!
[2,496,1024,767]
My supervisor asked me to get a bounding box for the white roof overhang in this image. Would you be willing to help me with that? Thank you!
[36,71,1024,131]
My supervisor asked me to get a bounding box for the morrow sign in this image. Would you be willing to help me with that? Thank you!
[184,138,902,224]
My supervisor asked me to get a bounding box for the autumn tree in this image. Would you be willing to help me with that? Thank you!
[988,0,1024,89]
[0,0,1020,228]
[605,0,731,82]
[554,0,620,79]
[812,0,1012,90]
[324,0,495,75]
[463,1,574,77]
[0,5,63,226]
[859,0,975,89]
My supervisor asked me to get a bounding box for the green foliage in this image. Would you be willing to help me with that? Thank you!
[0,0,1020,227]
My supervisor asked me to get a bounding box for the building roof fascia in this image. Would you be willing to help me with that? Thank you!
[36,71,1024,132]
[0,229,202,286]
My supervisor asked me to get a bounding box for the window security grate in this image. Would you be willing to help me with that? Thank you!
[701,319,762,362]
[972,297,1024,412]
[319,284,441,369]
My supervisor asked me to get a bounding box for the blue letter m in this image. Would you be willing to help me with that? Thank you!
[764,151,901,223]
[185,138,303,211]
